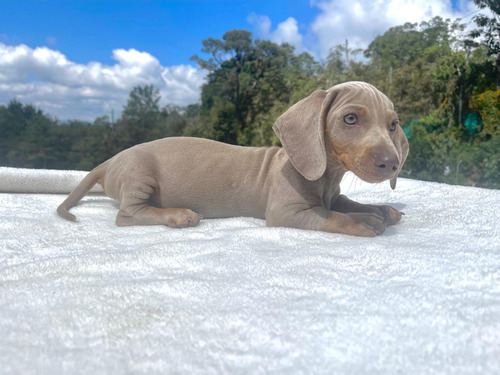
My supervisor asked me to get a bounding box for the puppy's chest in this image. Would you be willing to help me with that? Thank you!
[320,181,341,208]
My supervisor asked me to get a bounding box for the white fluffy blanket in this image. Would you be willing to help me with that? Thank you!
[1,166,499,374]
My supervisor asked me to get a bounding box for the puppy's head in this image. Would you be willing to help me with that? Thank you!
[273,81,409,189]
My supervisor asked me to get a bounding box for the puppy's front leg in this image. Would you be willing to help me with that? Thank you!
[268,205,386,237]
[331,194,403,226]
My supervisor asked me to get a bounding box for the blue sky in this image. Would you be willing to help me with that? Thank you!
[0,0,477,120]
[1,1,318,66]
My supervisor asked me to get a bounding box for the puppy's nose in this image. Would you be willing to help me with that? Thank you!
[374,152,399,177]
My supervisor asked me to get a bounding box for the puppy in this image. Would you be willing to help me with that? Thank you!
[58,81,409,237]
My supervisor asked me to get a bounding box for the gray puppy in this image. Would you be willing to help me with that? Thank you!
[58,81,409,237]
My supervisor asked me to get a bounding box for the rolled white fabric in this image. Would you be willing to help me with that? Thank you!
[0,167,103,194]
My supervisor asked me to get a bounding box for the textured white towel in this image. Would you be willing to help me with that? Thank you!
[0,168,499,374]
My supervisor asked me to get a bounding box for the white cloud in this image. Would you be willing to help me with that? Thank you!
[248,0,478,61]
[248,13,308,54]
[161,65,207,106]
[247,13,272,37]
[0,43,207,120]
[274,18,305,50]
[311,0,477,58]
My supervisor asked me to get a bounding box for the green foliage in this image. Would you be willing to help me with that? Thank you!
[112,85,161,150]
[364,17,459,70]
[190,30,318,146]
[469,89,500,138]
[402,122,500,188]
[0,86,187,170]
[469,0,500,87]
[0,16,498,189]
[478,136,500,188]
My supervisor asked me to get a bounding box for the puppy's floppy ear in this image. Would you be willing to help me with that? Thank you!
[390,129,410,190]
[390,176,397,190]
[273,90,338,181]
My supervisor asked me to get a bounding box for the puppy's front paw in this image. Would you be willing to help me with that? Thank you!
[347,212,386,237]
[374,205,404,226]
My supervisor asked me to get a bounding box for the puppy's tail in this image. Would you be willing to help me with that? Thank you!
[57,162,109,222]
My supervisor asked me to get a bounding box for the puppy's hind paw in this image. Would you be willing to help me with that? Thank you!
[165,208,202,228]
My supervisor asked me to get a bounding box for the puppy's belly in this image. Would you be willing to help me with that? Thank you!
[150,181,267,219]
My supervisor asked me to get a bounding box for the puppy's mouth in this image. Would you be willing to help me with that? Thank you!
[333,152,397,183]
[349,158,396,183]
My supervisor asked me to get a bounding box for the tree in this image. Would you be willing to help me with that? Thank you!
[113,84,162,151]
[0,100,59,168]
[122,84,161,120]
[191,30,303,145]
[470,88,500,139]
[469,0,500,87]
[365,17,459,71]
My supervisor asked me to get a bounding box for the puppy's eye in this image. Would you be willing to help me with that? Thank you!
[343,114,357,125]
[390,121,399,132]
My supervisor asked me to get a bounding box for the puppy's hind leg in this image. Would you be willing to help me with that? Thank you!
[115,181,201,228]
[116,206,201,228]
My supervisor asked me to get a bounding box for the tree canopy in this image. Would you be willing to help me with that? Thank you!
[1,12,499,188]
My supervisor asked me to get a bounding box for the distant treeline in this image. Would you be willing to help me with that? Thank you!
[1,9,499,188]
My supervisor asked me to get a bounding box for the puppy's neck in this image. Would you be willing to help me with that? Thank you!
[324,145,347,172]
